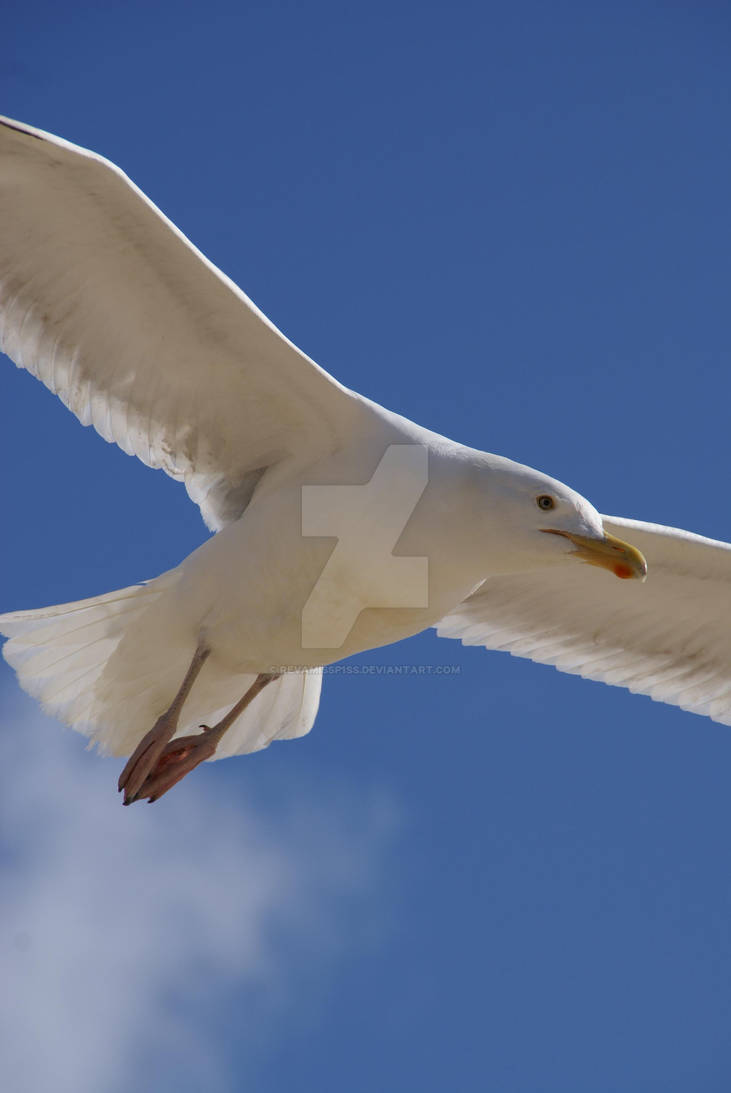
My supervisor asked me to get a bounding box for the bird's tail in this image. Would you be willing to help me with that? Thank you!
[0,572,321,758]
[0,576,176,748]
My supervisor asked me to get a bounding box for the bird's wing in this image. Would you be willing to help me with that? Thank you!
[435,516,731,725]
[0,116,367,530]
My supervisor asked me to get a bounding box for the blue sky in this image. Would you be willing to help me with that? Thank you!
[2,2,731,1090]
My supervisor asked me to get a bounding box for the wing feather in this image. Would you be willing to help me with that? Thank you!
[435,516,731,725]
[0,116,365,529]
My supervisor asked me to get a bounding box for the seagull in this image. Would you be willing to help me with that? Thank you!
[1,117,729,806]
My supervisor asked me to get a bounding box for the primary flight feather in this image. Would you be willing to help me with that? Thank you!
[0,116,728,804]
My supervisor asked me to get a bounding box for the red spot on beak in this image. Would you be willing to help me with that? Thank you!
[613,563,634,579]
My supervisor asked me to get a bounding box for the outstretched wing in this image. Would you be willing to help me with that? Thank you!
[0,116,365,530]
[436,516,731,725]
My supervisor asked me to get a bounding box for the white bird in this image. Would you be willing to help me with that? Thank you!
[0,117,728,805]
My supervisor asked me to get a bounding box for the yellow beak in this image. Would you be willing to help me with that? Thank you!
[541,529,647,581]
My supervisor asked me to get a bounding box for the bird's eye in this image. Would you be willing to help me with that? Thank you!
[536,494,555,511]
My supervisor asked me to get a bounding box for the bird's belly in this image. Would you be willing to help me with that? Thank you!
[171,489,475,674]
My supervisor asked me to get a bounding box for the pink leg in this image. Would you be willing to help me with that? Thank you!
[118,644,210,804]
[125,672,279,805]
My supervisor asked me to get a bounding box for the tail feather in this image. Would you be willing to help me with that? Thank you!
[0,578,174,736]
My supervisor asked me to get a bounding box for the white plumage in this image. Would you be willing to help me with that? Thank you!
[0,117,358,532]
[0,573,322,758]
[1,116,729,798]
[437,517,731,724]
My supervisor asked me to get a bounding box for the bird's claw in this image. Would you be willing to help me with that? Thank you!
[117,714,176,803]
[123,729,217,805]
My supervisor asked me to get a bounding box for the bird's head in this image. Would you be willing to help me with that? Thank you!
[477,455,647,581]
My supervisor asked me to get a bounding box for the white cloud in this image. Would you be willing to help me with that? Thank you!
[0,683,399,1093]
